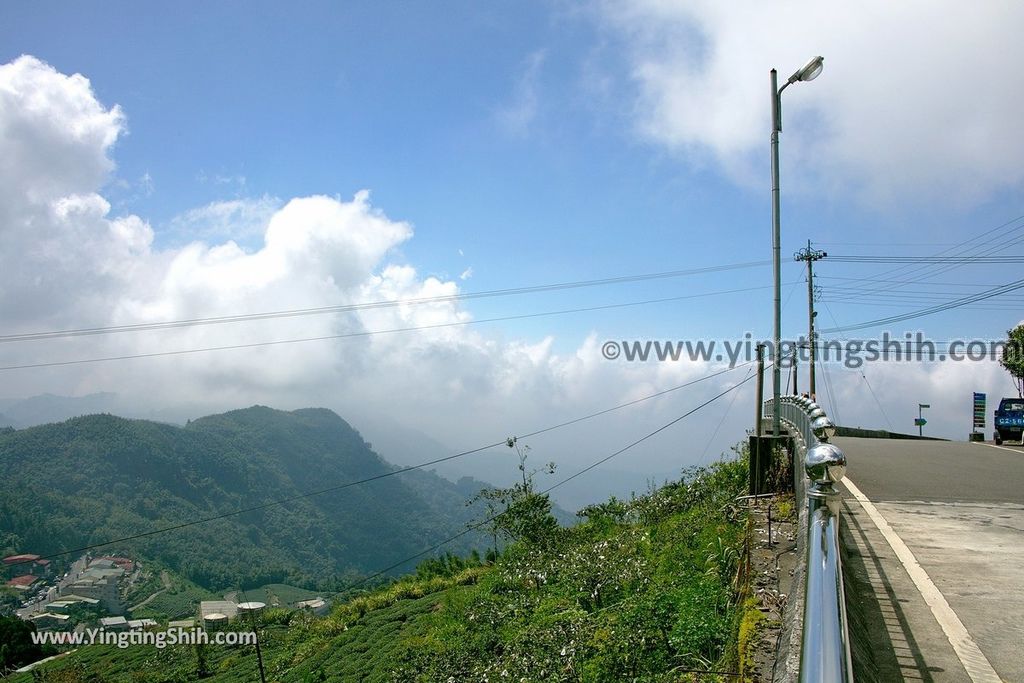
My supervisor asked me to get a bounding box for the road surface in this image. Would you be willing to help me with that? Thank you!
[836,437,1023,683]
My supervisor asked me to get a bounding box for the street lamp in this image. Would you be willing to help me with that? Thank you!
[771,55,824,436]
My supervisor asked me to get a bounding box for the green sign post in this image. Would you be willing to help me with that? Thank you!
[973,392,986,430]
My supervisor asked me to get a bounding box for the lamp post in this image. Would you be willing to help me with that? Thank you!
[917,403,930,436]
[771,55,824,436]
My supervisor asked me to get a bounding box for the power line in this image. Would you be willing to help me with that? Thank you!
[8,362,753,568]
[817,301,844,425]
[782,262,806,313]
[0,261,770,345]
[0,283,793,372]
[822,300,1023,312]
[821,213,1024,294]
[320,369,761,595]
[895,231,1024,286]
[825,255,1024,264]
[819,275,1003,288]
[819,277,1024,334]
[860,371,894,432]
[816,241,964,247]
[699,366,752,460]
[823,283,1024,296]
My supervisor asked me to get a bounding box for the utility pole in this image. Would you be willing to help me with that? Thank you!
[795,240,827,399]
[752,343,766,495]
[792,354,798,395]
[754,343,765,437]
[769,56,824,436]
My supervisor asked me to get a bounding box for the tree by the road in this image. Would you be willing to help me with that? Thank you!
[1001,323,1024,398]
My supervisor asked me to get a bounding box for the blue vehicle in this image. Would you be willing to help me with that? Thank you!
[994,397,1024,445]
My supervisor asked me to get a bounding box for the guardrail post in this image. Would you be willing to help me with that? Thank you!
[799,441,853,683]
[766,395,853,682]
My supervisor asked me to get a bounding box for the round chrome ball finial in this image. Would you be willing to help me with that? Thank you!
[805,442,846,488]
[811,415,837,442]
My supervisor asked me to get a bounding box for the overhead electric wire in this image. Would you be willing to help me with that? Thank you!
[782,263,806,313]
[822,300,1023,311]
[823,284,1024,297]
[700,366,752,461]
[823,213,1024,294]
[900,231,1024,284]
[0,261,770,345]
[320,369,762,595]
[860,371,894,432]
[0,283,794,372]
[817,301,844,425]
[7,361,754,568]
[818,355,840,425]
[816,241,963,247]
[819,276,1024,334]
[819,275,1002,288]
[824,255,1024,264]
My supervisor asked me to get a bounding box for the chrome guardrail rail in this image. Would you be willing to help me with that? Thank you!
[766,395,853,683]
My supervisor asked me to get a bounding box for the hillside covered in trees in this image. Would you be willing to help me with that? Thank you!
[14,458,757,682]
[0,406,491,590]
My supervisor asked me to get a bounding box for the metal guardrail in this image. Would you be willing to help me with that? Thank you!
[766,395,853,683]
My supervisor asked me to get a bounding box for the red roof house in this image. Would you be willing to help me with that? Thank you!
[6,574,39,589]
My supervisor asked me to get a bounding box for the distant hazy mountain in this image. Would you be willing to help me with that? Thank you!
[0,392,124,428]
[359,418,578,524]
[0,406,492,590]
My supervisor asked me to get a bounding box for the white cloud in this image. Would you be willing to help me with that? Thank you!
[596,1,1024,204]
[2,55,749,488]
[196,170,247,190]
[138,172,154,197]
[168,196,283,244]
[4,53,1008,507]
[459,266,474,280]
[0,56,144,329]
[496,49,547,137]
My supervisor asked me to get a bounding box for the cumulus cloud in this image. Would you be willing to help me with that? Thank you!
[595,0,1024,204]
[1,54,751,491]
[0,56,147,329]
[1,54,1002,506]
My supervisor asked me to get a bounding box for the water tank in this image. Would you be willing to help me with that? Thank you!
[203,612,228,627]
[237,601,266,614]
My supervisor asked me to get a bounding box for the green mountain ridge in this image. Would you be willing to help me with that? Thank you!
[0,406,490,590]
[8,457,755,682]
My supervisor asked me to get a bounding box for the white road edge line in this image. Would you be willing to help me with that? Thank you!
[841,477,1004,683]
[979,442,1024,454]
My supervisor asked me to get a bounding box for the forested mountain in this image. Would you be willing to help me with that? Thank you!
[11,459,757,682]
[0,406,491,590]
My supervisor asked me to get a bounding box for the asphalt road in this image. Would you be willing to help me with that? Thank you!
[835,437,1024,504]
[836,437,1023,683]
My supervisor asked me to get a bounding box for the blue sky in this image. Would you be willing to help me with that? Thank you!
[1,1,1022,493]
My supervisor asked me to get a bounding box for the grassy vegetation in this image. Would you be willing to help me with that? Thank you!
[17,457,753,682]
[127,572,217,622]
[233,584,322,609]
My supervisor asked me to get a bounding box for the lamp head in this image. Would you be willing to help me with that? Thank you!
[789,56,824,84]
